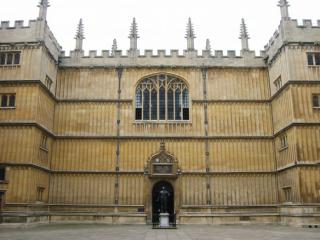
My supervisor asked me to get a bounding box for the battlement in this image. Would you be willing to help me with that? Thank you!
[59,49,267,68]
[0,20,38,29]
[0,19,61,61]
[61,49,267,58]
[0,19,38,44]
[265,19,320,64]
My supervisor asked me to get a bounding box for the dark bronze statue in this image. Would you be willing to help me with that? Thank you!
[158,187,170,213]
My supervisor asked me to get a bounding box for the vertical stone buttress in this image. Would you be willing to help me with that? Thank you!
[36,0,49,40]
[38,0,50,20]
[111,39,118,56]
[114,66,124,208]
[278,0,290,21]
[201,67,212,205]
[205,39,212,55]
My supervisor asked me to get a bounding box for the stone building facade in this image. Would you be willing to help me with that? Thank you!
[0,0,319,225]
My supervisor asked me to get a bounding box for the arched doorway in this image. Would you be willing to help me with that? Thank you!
[152,181,174,224]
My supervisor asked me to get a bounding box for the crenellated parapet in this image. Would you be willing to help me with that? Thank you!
[0,19,61,62]
[0,20,38,41]
[59,49,267,68]
[265,19,320,65]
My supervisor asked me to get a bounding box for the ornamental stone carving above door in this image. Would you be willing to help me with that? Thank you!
[145,141,180,178]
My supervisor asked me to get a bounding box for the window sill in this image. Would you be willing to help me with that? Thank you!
[313,106,320,109]
[0,180,9,184]
[0,107,16,110]
[0,64,21,68]
[134,120,191,124]
[308,65,320,67]
[279,146,288,152]
[39,147,49,153]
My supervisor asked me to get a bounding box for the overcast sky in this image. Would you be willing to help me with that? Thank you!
[1,0,320,55]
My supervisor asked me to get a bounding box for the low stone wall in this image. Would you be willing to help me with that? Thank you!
[1,205,320,226]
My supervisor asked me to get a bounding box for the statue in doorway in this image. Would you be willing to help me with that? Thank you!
[158,187,170,213]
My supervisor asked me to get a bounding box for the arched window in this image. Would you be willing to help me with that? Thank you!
[135,74,189,121]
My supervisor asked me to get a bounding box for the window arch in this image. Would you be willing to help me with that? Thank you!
[135,74,189,121]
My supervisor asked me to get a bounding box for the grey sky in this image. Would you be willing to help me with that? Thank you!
[1,0,319,55]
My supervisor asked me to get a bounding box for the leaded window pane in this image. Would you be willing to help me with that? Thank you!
[0,52,21,65]
[0,53,5,65]
[175,89,181,120]
[135,108,142,120]
[167,90,174,120]
[183,108,189,120]
[14,53,20,64]
[151,89,157,120]
[313,95,320,107]
[6,53,13,65]
[136,89,142,108]
[1,95,8,107]
[315,53,320,65]
[159,87,165,120]
[307,53,314,65]
[143,89,150,120]
[183,89,189,108]
[9,95,15,107]
[136,89,142,120]
[136,74,189,121]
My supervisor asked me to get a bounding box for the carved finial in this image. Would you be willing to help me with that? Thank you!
[112,39,118,56]
[129,18,139,51]
[75,19,85,51]
[239,18,249,39]
[185,18,196,51]
[239,18,250,51]
[205,39,212,55]
[129,18,139,38]
[160,140,166,152]
[278,0,290,20]
[185,18,196,39]
[37,0,50,20]
[75,19,85,40]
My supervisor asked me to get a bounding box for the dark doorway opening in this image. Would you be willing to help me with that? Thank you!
[152,181,174,224]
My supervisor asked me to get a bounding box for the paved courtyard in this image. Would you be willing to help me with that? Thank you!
[0,224,319,240]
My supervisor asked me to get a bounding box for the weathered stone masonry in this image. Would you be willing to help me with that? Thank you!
[0,0,319,225]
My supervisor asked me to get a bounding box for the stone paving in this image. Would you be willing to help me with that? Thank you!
[0,224,319,240]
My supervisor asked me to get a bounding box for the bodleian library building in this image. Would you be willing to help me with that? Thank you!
[0,0,319,226]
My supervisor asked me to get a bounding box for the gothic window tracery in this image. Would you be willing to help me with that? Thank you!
[135,74,189,121]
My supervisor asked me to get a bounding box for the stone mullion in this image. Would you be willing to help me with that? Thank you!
[114,67,123,206]
[202,67,212,205]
